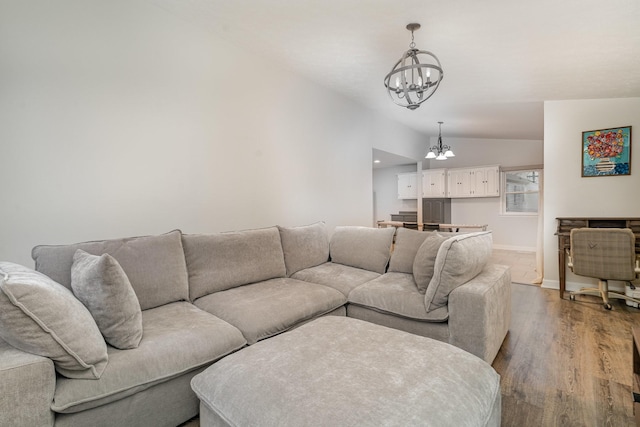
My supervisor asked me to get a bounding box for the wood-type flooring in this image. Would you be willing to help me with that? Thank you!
[495,283,640,426]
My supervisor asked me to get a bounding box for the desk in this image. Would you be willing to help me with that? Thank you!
[555,217,640,298]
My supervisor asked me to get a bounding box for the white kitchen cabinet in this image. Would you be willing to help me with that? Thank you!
[446,165,500,198]
[422,169,447,198]
[474,166,500,197]
[447,168,472,198]
[397,172,418,199]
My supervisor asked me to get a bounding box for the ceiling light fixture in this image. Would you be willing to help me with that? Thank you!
[426,122,455,160]
[383,23,444,110]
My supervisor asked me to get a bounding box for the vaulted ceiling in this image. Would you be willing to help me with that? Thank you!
[151,0,640,141]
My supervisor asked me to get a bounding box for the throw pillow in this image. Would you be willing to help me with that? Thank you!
[424,232,493,312]
[388,228,434,273]
[0,261,108,379]
[71,250,143,349]
[277,222,330,276]
[412,233,449,293]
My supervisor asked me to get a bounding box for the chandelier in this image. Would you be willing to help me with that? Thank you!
[426,122,455,160]
[383,23,444,110]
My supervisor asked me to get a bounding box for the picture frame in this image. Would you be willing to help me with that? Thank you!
[582,126,632,177]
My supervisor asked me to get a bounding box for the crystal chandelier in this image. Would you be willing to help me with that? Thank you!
[426,122,455,160]
[383,23,444,110]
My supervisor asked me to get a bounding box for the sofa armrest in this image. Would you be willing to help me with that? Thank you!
[0,339,56,427]
[447,264,511,364]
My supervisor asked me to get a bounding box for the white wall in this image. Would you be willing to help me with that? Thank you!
[373,165,419,223]
[425,138,543,170]
[0,0,421,266]
[543,97,640,290]
[371,120,427,162]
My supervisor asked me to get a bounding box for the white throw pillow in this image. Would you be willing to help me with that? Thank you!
[413,233,449,293]
[71,250,143,349]
[0,261,108,379]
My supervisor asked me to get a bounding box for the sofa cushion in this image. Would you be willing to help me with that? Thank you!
[71,250,143,350]
[277,222,330,276]
[425,232,493,312]
[348,272,449,322]
[413,233,450,293]
[389,228,440,274]
[291,262,380,297]
[32,230,189,311]
[193,278,346,345]
[51,301,246,414]
[0,262,108,379]
[330,226,395,274]
[183,227,287,300]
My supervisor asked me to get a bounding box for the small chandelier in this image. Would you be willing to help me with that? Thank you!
[426,122,455,160]
[383,23,444,110]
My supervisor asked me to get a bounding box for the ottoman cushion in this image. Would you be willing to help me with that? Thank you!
[191,316,501,427]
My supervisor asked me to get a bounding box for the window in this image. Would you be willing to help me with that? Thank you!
[501,169,541,215]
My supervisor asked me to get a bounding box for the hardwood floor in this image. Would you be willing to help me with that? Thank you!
[494,283,640,426]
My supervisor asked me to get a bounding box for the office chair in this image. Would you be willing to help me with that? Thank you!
[567,227,640,310]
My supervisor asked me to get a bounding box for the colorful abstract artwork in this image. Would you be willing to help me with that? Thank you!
[582,126,632,177]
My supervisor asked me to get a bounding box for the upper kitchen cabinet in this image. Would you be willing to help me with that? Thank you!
[422,169,447,198]
[397,172,418,199]
[447,165,499,198]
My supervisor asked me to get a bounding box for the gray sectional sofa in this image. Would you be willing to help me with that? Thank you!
[0,222,511,427]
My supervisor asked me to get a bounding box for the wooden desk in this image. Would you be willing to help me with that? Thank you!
[555,217,640,298]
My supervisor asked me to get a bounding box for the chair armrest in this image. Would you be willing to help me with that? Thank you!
[448,264,511,364]
[0,339,56,427]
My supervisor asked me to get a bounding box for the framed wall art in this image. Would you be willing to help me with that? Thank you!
[582,126,632,177]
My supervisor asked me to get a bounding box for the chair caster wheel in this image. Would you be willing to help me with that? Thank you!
[569,294,575,301]
[604,303,612,310]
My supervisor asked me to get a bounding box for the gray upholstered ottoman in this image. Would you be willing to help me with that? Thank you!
[191,316,501,427]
